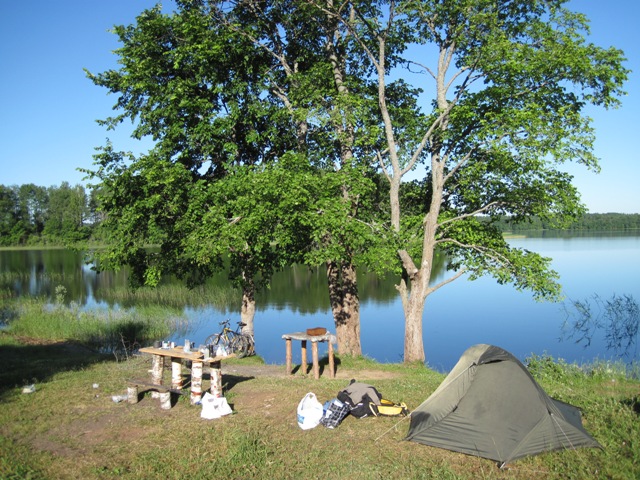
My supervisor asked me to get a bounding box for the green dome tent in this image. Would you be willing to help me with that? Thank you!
[405,344,601,467]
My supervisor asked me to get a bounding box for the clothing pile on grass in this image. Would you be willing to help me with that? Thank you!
[297,379,409,430]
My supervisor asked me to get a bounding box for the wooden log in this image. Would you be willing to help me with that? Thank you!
[301,340,308,375]
[311,341,320,379]
[285,338,292,375]
[159,391,172,410]
[210,360,222,397]
[171,358,183,389]
[127,385,139,404]
[150,354,163,399]
[190,361,203,405]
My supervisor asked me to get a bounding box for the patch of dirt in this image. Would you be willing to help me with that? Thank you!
[221,363,398,381]
[30,411,145,457]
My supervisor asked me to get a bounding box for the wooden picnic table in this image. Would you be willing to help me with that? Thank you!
[136,346,235,408]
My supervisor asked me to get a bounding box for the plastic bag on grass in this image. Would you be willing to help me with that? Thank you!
[201,393,233,419]
[297,392,323,430]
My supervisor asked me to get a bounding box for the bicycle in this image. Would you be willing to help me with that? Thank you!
[205,319,255,358]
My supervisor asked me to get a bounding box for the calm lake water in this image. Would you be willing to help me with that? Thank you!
[2,234,639,372]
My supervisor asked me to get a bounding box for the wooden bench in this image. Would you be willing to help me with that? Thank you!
[126,379,184,410]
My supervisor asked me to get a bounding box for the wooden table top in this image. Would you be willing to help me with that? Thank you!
[139,346,236,362]
[139,346,203,360]
[281,332,337,343]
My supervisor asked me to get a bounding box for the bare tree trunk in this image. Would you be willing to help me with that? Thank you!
[399,165,443,362]
[241,278,256,336]
[327,260,362,356]
[402,274,427,363]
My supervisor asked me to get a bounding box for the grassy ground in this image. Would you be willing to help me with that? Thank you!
[0,332,638,480]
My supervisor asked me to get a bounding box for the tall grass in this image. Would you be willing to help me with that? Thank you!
[0,269,240,309]
[100,282,239,309]
[1,297,183,357]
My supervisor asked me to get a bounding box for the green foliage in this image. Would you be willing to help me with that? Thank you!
[386,0,628,287]
[82,1,394,350]
[493,213,640,233]
[0,182,92,246]
[3,297,179,356]
[79,0,629,362]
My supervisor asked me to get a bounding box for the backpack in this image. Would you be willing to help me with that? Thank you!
[337,380,382,418]
[336,379,409,418]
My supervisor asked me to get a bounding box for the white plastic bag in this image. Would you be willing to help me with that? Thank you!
[296,392,323,430]
[201,392,233,419]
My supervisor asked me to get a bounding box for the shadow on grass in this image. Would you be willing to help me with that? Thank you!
[621,396,640,416]
[0,339,112,400]
[290,355,342,378]
[219,374,256,391]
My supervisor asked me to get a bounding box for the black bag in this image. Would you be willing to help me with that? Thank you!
[337,380,383,419]
[337,379,409,418]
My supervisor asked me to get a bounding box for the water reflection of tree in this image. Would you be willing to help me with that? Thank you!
[561,294,639,359]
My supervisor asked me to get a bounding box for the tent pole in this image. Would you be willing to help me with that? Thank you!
[374,414,412,443]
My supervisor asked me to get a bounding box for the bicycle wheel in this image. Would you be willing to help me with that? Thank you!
[206,333,231,355]
[230,333,249,358]
[243,334,255,356]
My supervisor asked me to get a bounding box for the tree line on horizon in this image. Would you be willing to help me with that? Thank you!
[1,181,638,247]
[493,212,640,233]
[0,182,102,245]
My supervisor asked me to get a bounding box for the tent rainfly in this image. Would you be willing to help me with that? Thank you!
[405,344,602,467]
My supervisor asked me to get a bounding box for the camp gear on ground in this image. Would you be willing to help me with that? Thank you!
[336,380,407,418]
[201,393,233,419]
[337,380,383,418]
[405,344,602,466]
[320,398,350,428]
[375,398,409,417]
[297,392,323,430]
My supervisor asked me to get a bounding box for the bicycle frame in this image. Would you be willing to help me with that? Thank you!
[205,320,255,358]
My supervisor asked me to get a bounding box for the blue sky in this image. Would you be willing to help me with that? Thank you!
[0,1,638,213]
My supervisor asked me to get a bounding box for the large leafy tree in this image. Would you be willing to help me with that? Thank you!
[210,0,389,355]
[312,0,628,362]
[86,4,302,334]
[87,0,384,354]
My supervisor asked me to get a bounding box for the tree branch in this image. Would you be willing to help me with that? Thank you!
[426,268,466,296]
[436,201,503,229]
[398,249,419,279]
